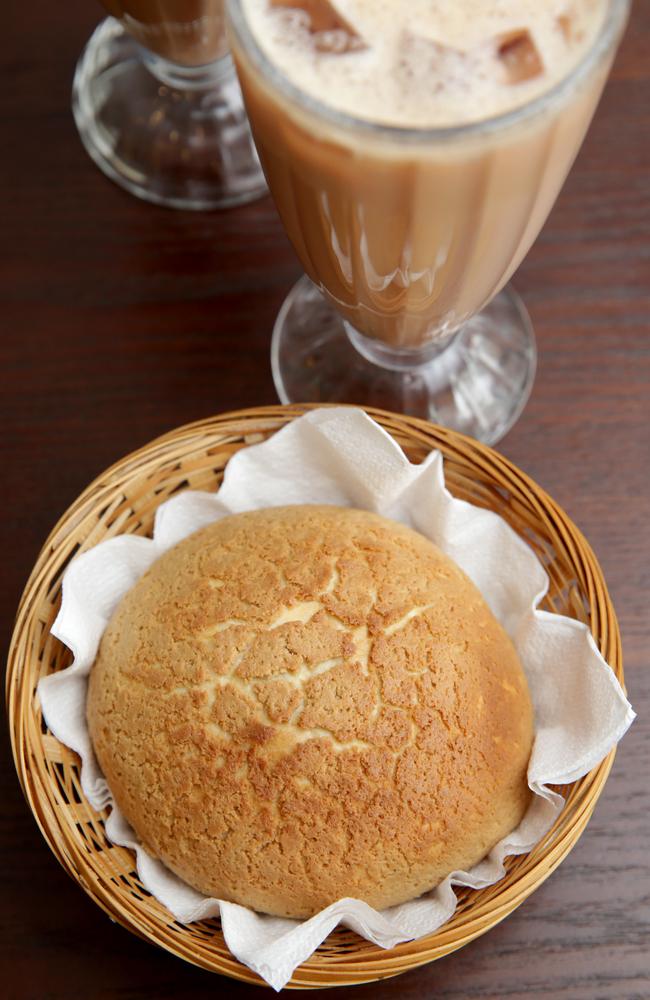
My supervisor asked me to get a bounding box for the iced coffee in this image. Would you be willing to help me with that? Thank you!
[101,1,228,65]
[229,0,625,348]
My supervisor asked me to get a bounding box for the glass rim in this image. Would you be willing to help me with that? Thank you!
[226,0,629,142]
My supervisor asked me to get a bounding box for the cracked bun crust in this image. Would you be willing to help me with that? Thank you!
[87,505,534,918]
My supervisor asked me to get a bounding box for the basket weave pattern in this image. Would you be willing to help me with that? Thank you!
[7,405,622,988]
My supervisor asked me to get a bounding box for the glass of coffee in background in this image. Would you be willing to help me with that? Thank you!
[228,0,629,443]
[73,1,266,208]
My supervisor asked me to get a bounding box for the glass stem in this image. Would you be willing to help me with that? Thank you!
[343,319,460,373]
[142,48,235,90]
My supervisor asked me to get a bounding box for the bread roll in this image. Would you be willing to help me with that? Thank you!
[87,505,533,918]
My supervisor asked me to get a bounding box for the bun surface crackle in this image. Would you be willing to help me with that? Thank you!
[87,505,534,919]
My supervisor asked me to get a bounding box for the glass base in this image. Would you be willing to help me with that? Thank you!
[271,277,537,445]
[72,18,267,210]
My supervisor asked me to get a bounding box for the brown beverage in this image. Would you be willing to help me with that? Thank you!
[102,0,228,65]
[230,1,625,349]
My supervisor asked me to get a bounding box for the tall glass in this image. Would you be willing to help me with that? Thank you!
[73,2,266,209]
[227,1,629,443]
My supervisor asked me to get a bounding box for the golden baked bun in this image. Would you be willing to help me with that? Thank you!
[87,505,534,918]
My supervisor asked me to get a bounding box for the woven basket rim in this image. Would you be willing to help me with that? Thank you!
[6,404,623,989]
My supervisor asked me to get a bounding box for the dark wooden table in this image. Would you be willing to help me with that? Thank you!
[2,2,649,997]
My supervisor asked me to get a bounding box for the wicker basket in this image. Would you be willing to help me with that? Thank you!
[7,404,623,989]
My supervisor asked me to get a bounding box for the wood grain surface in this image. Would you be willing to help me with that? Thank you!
[1,2,649,997]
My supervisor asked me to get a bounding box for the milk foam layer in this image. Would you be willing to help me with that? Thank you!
[241,0,608,126]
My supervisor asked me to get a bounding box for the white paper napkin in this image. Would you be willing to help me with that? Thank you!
[38,407,635,991]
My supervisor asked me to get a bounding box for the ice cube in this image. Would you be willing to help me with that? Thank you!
[270,0,366,53]
[557,5,586,45]
[497,29,544,84]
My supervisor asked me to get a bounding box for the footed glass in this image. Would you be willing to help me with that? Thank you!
[73,10,266,210]
[228,0,629,443]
